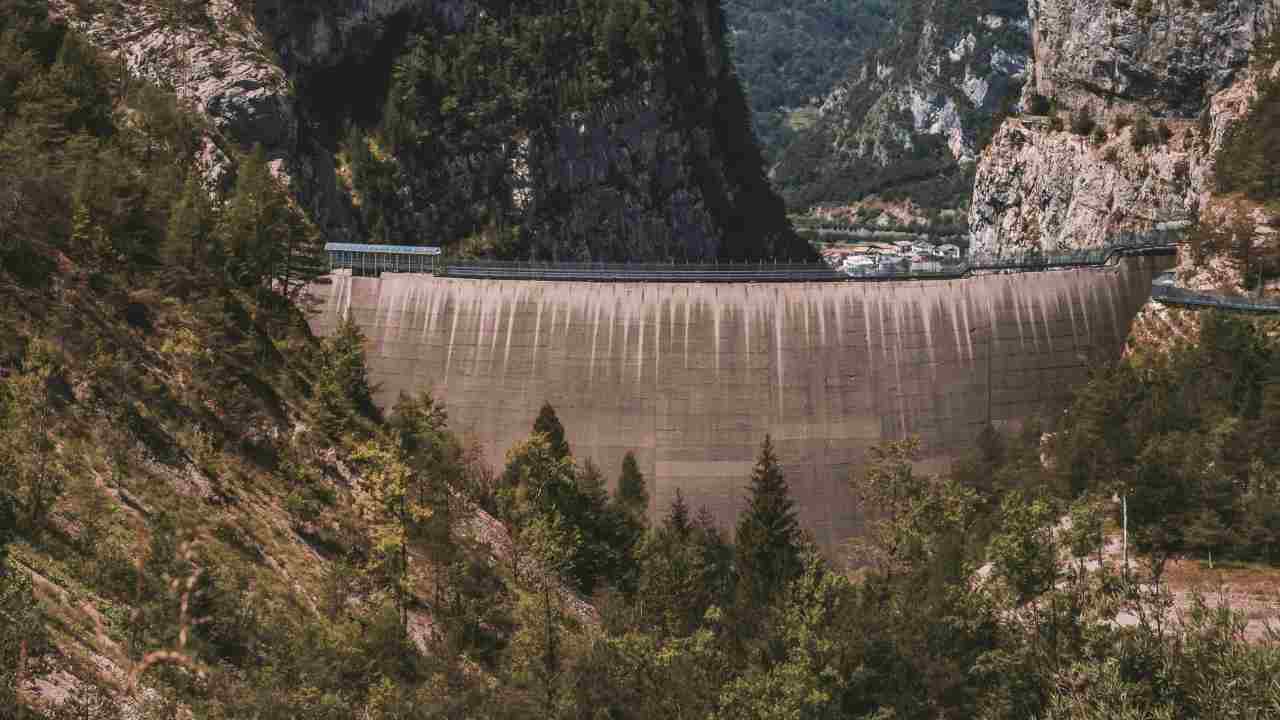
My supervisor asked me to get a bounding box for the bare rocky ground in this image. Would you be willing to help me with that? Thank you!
[1072,518,1280,642]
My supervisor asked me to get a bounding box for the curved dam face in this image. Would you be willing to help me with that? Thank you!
[307,255,1169,552]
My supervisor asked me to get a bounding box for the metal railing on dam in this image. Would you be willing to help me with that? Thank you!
[434,229,1182,282]
[1151,281,1280,314]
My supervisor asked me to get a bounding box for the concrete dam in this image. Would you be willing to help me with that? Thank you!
[306,254,1170,551]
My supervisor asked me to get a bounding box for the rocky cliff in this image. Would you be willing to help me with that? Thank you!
[970,0,1280,265]
[773,0,1031,217]
[53,0,803,261]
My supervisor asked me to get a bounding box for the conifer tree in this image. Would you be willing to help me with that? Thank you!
[616,451,648,517]
[352,438,429,633]
[388,392,460,579]
[315,317,378,433]
[164,169,215,268]
[664,488,691,538]
[734,435,800,610]
[532,402,571,461]
[220,145,293,287]
[578,458,609,509]
[70,162,112,263]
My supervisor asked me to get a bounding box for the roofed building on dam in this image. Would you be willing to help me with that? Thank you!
[305,254,1171,555]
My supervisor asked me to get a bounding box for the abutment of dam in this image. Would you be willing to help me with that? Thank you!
[306,255,1171,554]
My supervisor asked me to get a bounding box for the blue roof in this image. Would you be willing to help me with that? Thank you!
[325,243,442,255]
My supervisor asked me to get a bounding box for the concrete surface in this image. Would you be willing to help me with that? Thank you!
[305,255,1171,554]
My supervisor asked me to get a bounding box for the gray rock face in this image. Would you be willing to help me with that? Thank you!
[60,0,295,157]
[1028,0,1277,115]
[252,0,463,71]
[773,1,1032,211]
[970,117,1200,253]
[971,0,1280,256]
[53,0,461,243]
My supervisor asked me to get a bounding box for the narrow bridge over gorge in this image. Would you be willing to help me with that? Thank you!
[307,240,1177,555]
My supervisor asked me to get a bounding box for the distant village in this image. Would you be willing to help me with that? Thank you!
[819,239,965,276]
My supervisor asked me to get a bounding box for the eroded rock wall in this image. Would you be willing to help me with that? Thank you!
[970,0,1280,258]
[49,0,426,239]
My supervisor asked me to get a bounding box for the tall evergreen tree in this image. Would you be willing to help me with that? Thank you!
[219,144,319,291]
[164,169,215,268]
[616,451,648,517]
[532,402,570,461]
[220,145,274,284]
[664,488,691,538]
[578,458,609,509]
[734,435,800,611]
[315,317,378,433]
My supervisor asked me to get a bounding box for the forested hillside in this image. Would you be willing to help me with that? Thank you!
[338,0,809,262]
[722,0,895,164]
[54,0,808,262]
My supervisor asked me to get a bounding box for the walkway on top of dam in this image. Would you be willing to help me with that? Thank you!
[325,228,1183,283]
[1151,274,1280,314]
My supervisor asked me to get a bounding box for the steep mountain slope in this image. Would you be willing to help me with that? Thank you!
[970,0,1279,261]
[722,0,896,164]
[772,0,1030,219]
[55,0,807,262]
[0,8,597,715]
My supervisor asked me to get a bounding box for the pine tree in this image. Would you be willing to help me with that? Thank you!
[578,458,609,509]
[352,438,429,633]
[664,488,691,537]
[70,162,112,263]
[315,317,378,433]
[388,392,459,583]
[220,145,290,287]
[616,451,648,517]
[734,435,800,610]
[278,200,325,298]
[164,169,214,268]
[532,402,571,461]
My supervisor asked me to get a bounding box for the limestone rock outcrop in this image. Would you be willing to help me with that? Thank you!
[49,0,422,239]
[970,116,1201,253]
[1027,0,1275,117]
[252,0,461,71]
[773,1,1031,214]
[970,0,1280,257]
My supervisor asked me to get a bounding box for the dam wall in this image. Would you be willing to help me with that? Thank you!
[306,255,1170,552]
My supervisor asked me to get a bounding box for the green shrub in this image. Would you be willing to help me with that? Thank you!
[1131,114,1157,150]
[1026,93,1052,115]
[1070,107,1096,136]
[1091,126,1108,146]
